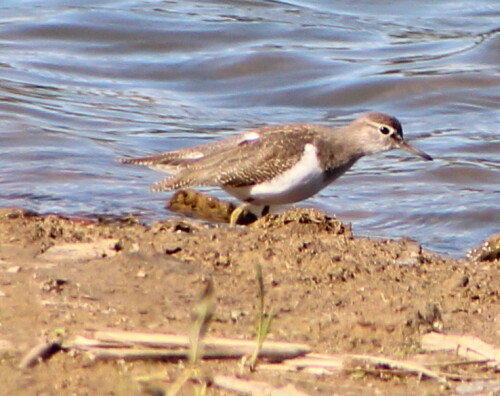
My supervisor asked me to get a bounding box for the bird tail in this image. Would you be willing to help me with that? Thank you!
[119,155,198,175]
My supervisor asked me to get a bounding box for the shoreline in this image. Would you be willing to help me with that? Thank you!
[0,206,498,395]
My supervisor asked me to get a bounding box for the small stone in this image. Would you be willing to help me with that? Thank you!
[443,273,469,289]
[41,278,68,293]
[230,310,249,322]
[129,243,140,253]
[6,266,21,273]
[165,245,182,255]
[39,239,119,262]
[395,239,422,266]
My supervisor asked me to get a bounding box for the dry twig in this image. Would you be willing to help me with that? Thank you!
[18,340,63,369]
[422,332,500,368]
[67,331,310,361]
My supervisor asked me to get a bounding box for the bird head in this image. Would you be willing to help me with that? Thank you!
[354,113,433,161]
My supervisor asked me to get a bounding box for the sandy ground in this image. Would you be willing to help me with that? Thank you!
[0,206,498,395]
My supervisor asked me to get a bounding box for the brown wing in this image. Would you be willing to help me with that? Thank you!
[151,125,321,191]
[119,133,247,171]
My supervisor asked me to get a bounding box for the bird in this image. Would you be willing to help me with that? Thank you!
[120,112,433,225]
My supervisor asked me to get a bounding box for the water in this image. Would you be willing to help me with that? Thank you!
[0,0,498,258]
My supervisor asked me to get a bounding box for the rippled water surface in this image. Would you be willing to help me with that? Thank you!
[0,0,498,257]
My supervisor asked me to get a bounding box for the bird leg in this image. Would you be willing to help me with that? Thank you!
[229,204,271,226]
[229,203,249,227]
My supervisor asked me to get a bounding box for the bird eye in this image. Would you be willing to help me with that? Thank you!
[379,126,390,135]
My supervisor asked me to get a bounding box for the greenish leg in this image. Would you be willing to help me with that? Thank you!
[229,203,248,226]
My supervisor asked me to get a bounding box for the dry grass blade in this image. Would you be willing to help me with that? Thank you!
[427,359,493,368]
[277,353,346,372]
[18,340,63,369]
[422,332,500,368]
[19,328,66,369]
[167,278,215,396]
[212,375,311,396]
[189,278,215,365]
[249,263,273,371]
[83,348,189,361]
[347,354,449,386]
[167,367,195,396]
[67,332,310,360]
[263,352,452,384]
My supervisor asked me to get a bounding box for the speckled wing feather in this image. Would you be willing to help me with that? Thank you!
[119,133,247,172]
[150,124,327,192]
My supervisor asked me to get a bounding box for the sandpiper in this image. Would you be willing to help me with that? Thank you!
[121,112,432,225]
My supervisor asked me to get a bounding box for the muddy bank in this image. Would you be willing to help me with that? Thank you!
[0,207,498,395]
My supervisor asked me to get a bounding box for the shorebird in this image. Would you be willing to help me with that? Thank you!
[120,112,432,225]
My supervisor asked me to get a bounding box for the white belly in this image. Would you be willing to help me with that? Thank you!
[225,143,329,205]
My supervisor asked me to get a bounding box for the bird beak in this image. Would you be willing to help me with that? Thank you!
[398,140,433,161]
